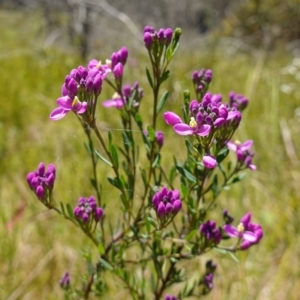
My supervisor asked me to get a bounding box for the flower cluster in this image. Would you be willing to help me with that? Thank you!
[192,68,213,99]
[143,26,173,50]
[227,140,256,170]
[199,220,222,245]
[152,187,182,221]
[26,162,56,202]
[229,91,249,112]
[50,62,110,120]
[110,46,128,80]
[223,212,263,250]
[73,196,103,225]
[164,68,246,169]
[102,82,144,111]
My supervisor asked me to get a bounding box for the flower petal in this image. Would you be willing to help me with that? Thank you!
[173,123,193,135]
[196,124,211,136]
[164,112,182,126]
[102,99,124,108]
[57,96,73,109]
[50,107,68,120]
[223,225,239,237]
[240,140,253,152]
[227,141,237,152]
[77,102,87,114]
[243,231,257,242]
[203,155,217,169]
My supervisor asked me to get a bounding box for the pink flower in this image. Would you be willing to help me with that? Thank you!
[223,212,263,250]
[164,112,210,136]
[50,96,87,120]
[203,155,217,169]
[102,93,124,109]
[227,140,256,170]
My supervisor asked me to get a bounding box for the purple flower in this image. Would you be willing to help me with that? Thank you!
[155,131,164,148]
[152,187,182,218]
[50,96,87,120]
[143,26,173,50]
[203,273,214,290]
[102,93,124,109]
[113,62,123,79]
[73,196,103,224]
[199,220,222,245]
[27,162,56,201]
[223,212,263,250]
[164,112,210,136]
[229,91,249,111]
[164,295,178,300]
[227,140,256,170]
[203,155,217,169]
[111,47,129,68]
[59,272,70,289]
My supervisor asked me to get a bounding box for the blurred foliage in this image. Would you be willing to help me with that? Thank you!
[222,0,300,47]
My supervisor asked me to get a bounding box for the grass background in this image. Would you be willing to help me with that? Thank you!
[1,9,300,300]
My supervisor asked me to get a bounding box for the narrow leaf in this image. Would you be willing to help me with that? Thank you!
[176,166,197,183]
[156,90,169,114]
[146,67,154,88]
[147,125,155,141]
[84,142,92,155]
[60,202,66,216]
[160,70,170,84]
[110,144,119,169]
[66,203,74,219]
[99,257,113,270]
[95,150,112,167]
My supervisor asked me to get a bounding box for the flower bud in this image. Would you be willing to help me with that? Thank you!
[113,62,123,79]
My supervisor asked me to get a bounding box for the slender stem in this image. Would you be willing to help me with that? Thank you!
[49,205,99,246]
[91,122,128,205]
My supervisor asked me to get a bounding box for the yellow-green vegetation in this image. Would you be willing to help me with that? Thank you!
[1,10,300,300]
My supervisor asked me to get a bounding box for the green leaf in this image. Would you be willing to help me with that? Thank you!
[108,131,113,147]
[140,168,147,187]
[109,144,119,169]
[185,229,197,242]
[152,153,160,168]
[135,113,143,127]
[99,257,113,270]
[146,67,154,88]
[122,131,133,149]
[229,252,239,262]
[98,243,105,255]
[107,177,123,189]
[212,174,218,196]
[230,173,246,185]
[95,150,112,167]
[169,166,177,184]
[147,216,157,229]
[60,202,66,216]
[66,203,74,219]
[176,166,197,183]
[84,142,92,155]
[217,147,229,163]
[147,125,155,141]
[160,70,170,85]
[156,90,169,114]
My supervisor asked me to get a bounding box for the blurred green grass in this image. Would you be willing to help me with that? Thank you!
[1,9,300,300]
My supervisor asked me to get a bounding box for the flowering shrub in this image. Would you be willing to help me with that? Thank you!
[27,26,263,299]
